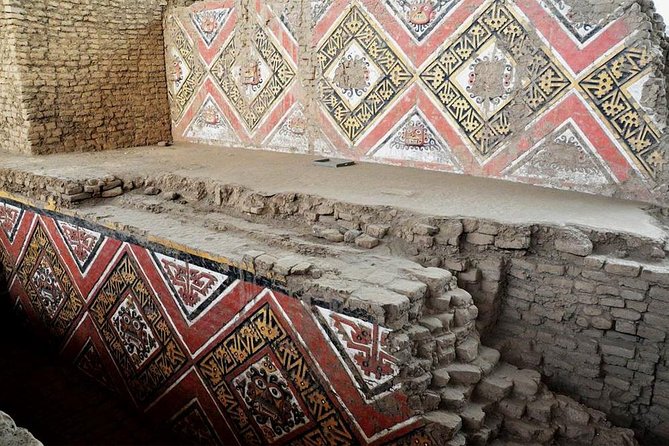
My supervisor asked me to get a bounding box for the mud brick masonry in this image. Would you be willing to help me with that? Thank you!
[1,0,669,445]
[0,0,175,155]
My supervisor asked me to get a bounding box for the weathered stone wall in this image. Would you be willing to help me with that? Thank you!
[0,2,29,154]
[1,0,173,155]
[166,0,669,205]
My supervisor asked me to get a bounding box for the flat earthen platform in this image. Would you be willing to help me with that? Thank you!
[0,143,665,239]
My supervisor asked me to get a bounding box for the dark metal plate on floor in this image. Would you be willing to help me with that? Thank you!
[313,158,356,168]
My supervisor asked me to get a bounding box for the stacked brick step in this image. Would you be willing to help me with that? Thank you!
[399,273,639,445]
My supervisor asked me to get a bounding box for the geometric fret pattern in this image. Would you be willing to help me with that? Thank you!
[0,197,437,445]
[89,253,189,405]
[210,24,296,133]
[580,47,664,177]
[317,5,413,142]
[198,302,354,445]
[16,222,85,341]
[421,1,571,160]
[56,220,105,274]
[168,0,668,203]
[167,16,206,123]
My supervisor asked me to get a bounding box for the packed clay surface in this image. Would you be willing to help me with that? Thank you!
[0,143,665,237]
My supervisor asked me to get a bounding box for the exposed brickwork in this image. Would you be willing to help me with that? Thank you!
[0,185,642,445]
[0,2,29,154]
[1,0,174,155]
[0,159,666,441]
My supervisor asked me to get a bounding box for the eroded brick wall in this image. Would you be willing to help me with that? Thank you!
[0,2,29,154]
[3,0,174,155]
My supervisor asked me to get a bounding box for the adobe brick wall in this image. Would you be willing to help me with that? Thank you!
[0,2,29,154]
[0,0,178,155]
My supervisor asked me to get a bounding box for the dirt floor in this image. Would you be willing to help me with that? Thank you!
[0,143,664,239]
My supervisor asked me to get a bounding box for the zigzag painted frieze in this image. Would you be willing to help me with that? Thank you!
[0,196,433,445]
[167,0,668,203]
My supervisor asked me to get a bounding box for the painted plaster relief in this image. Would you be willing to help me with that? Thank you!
[0,197,438,445]
[385,0,461,41]
[505,121,617,190]
[369,109,463,170]
[167,0,669,204]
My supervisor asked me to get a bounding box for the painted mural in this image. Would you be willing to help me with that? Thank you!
[165,0,668,203]
[0,195,436,445]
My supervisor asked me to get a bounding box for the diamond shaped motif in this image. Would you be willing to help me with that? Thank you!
[211,24,296,133]
[17,223,84,340]
[580,47,663,177]
[191,8,233,47]
[384,0,462,42]
[318,5,414,142]
[198,302,355,445]
[167,17,206,122]
[232,354,308,442]
[89,253,188,404]
[421,1,570,160]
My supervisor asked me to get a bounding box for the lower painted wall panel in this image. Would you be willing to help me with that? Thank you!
[0,196,432,445]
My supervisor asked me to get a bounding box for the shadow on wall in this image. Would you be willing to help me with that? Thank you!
[0,270,178,446]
